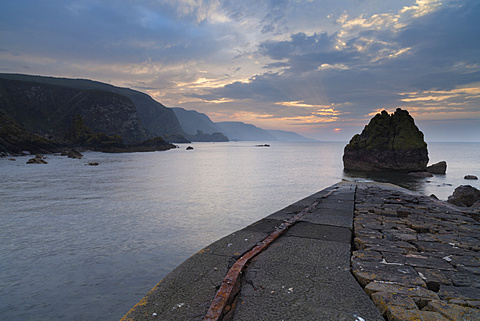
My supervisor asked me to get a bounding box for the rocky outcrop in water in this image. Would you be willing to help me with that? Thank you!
[426,161,447,174]
[26,155,48,164]
[343,109,428,172]
[447,185,480,208]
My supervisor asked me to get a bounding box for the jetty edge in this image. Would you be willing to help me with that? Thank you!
[121,180,480,320]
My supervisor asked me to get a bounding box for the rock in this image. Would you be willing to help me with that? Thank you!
[447,185,480,207]
[67,149,83,159]
[472,200,480,209]
[425,300,480,320]
[343,109,428,172]
[408,172,433,177]
[87,162,99,166]
[464,175,478,180]
[26,155,47,164]
[186,146,194,150]
[255,144,270,147]
[426,161,447,174]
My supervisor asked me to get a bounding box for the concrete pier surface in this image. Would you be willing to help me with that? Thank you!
[121,181,480,321]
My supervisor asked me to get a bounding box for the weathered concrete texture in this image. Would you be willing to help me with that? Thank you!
[122,181,383,320]
[122,180,480,320]
[121,229,270,321]
[353,181,480,320]
[232,181,383,321]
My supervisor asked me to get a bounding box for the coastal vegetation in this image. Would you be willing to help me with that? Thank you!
[343,108,429,172]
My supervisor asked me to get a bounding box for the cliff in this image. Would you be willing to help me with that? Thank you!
[216,121,277,141]
[343,108,428,172]
[0,73,186,139]
[0,111,62,155]
[0,75,177,154]
[171,108,228,142]
[0,78,148,143]
[172,107,225,135]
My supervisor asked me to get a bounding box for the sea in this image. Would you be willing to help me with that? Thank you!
[1,141,479,321]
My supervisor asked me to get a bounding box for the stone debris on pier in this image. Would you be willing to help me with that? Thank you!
[121,181,480,321]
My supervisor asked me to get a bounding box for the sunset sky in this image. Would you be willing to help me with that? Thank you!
[1,0,479,141]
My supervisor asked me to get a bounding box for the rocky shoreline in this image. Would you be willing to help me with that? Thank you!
[353,182,480,320]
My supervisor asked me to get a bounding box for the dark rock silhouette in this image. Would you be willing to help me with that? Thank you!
[26,155,48,164]
[447,185,480,207]
[343,109,428,172]
[464,175,478,180]
[426,161,447,174]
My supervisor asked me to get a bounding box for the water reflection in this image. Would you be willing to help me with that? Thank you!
[343,169,431,194]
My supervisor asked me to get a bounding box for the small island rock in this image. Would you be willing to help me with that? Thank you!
[343,109,428,172]
[426,161,447,174]
[464,175,478,180]
[447,185,480,207]
[186,146,194,150]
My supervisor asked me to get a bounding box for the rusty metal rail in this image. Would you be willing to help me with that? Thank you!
[203,188,338,321]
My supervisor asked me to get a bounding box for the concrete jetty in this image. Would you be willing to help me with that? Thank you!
[121,181,480,321]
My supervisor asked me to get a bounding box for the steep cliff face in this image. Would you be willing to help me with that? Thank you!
[0,73,186,139]
[343,109,429,172]
[59,89,149,143]
[0,111,62,155]
[0,78,148,143]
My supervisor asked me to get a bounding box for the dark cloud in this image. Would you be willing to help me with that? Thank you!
[260,32,333,60]
[193,0,480,120]
[0,1,220,64]
[1,0,478,140]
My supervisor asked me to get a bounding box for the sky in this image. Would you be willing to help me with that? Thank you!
[1,0,479,142]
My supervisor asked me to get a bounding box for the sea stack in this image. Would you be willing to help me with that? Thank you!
[343,108,428,172]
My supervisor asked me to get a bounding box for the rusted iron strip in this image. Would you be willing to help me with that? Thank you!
[204,187,338,321]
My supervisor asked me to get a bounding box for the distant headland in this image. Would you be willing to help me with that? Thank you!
[0,73,314,156]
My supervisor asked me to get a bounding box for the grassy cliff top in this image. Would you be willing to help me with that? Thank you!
[346,108,427,150]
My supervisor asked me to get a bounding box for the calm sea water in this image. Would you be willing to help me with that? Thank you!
[1,141,479,320]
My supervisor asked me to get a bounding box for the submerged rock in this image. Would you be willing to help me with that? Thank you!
[26,155,47,164]
[343,109,428,172]
[447,185,480,207]
[426,161,447,174]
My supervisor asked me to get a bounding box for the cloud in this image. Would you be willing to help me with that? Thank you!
[189,0,480,126]
[1,0,479,141]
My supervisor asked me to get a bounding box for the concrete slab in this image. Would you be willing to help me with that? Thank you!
[233,259,384,321]
[242,218,283,234]
[300,207,354,228]
[256,236,351,268]
[122,252,229,321]
[203,229,269,257]
[285,222,351,243]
